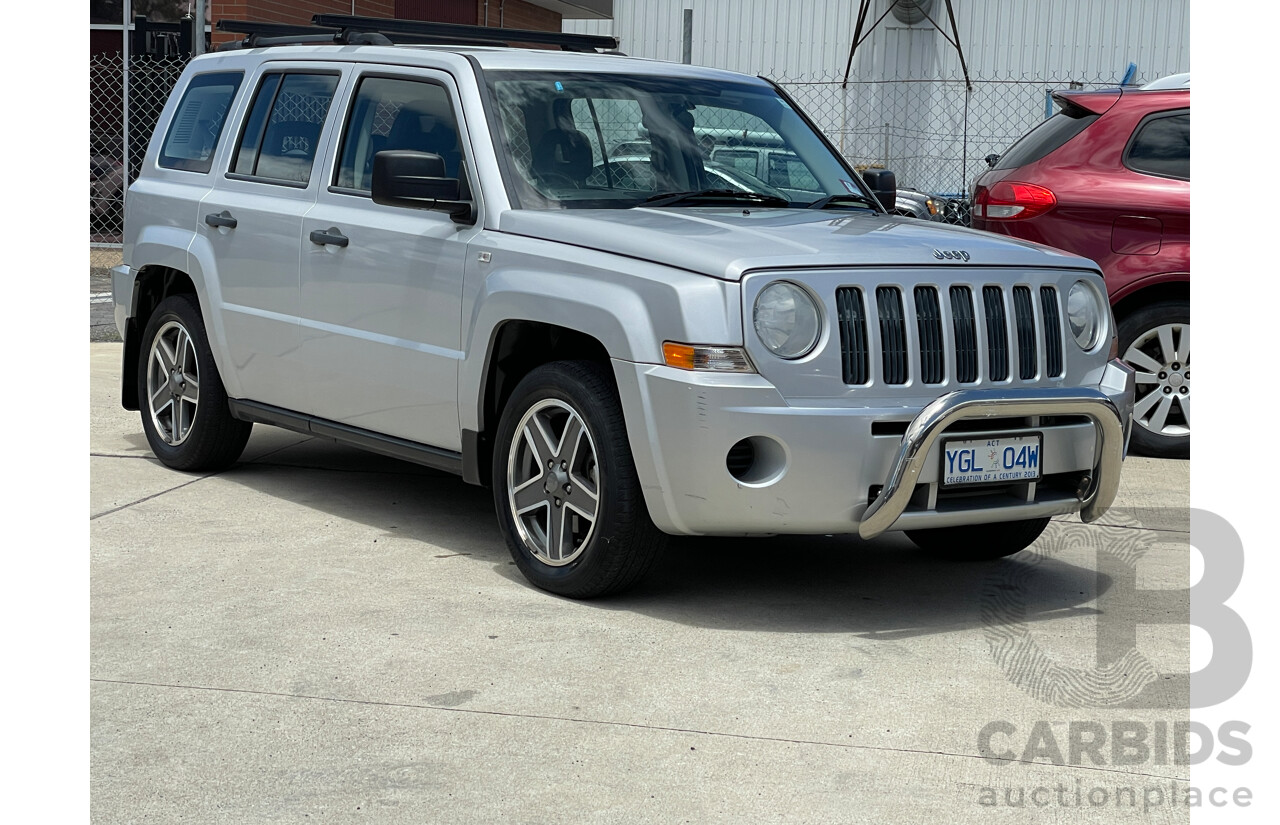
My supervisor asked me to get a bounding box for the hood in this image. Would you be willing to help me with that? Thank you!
[497,207,1093,281]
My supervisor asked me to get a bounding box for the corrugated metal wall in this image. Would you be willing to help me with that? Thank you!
[565,0,1190,83]
[564,1,1190,195]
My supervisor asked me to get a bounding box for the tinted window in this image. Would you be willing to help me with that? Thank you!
[1126,112,1189,180]
[232,73,339,184]
[335,77,461,191]
[993,109,1098,170]
[159,72,242,173]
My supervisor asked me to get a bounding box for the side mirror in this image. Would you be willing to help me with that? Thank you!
[984,153,1000,168]
[862,169,897,212]
[371,150,474,224]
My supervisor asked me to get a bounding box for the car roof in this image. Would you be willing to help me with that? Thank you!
[190,43,772,87]
[1140,72,1190,90]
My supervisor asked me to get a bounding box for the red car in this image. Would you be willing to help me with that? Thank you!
[971,81,1189,458]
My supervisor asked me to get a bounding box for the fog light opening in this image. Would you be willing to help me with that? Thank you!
[725,436,788,486]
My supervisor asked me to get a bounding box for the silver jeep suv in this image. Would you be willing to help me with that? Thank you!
[113,16,1135,597]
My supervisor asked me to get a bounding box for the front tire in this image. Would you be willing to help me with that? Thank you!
[905,517,1050,560]
[1117,300,1190,459]
[138,294,251,472]
[492,361,665,598]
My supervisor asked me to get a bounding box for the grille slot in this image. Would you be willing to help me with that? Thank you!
[949,285,978,383]
[982,286,1009,381]
[1040,286,1064,377]
[914,286,944,384]
[876,286,909,384]
[1013,286,1037,379]
[835,287,870,385]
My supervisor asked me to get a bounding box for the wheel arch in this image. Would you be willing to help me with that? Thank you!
[463,318,611,486]
[121,265,199,411]
[1110,276,1189,325]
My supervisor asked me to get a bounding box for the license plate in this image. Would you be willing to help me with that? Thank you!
[942,434,1042,486]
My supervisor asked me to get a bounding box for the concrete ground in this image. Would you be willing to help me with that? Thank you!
[91,342,1191,823]
[91,248,122,342]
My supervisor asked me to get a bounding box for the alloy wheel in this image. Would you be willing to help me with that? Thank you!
[1123,322,1189,439]
[146,320,201,446]
[506,399,600,566]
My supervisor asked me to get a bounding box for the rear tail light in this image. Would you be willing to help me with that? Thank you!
[972,181,1056,220]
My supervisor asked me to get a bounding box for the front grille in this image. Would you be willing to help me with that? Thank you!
[835,281,1067,386]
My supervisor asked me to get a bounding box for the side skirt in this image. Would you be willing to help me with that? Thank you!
[228,399,466,477]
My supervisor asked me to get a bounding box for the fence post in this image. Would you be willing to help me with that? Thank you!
[122,0,131,207]
[840,84,847,155]
[194,0,206,57]
[961,83,970,197]
[681,9,693,64]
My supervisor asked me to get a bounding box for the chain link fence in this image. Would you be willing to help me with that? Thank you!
[775,72,1124,224]
[90,52,188,275]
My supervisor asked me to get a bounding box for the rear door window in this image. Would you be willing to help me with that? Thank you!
[158,71,243,173]
[231,72,340,185]
[1125,111,1189,180]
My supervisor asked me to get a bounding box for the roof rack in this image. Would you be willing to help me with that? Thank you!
[214,15,619,53]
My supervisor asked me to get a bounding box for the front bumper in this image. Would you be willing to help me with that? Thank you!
[111,264,133,338]
[613,358,1135,537]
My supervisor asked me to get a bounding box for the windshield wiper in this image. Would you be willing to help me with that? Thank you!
[806,193,880,211]
[638,189,791,208]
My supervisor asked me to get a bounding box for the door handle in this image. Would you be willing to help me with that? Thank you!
[309,227,349,248]
[204,210,238,229]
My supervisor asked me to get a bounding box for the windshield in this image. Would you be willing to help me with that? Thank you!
[482,71,876,210]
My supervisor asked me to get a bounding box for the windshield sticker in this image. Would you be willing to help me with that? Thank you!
[841,179,859,194]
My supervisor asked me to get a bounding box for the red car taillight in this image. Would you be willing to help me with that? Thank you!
[972,181,1056,220]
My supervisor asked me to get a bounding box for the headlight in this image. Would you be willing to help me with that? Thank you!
[753,281,821,359]
[1066,280,1104,350]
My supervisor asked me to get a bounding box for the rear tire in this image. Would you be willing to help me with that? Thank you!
[492,361,665,598]
[138,294,251,472]
[905,517,1050,560]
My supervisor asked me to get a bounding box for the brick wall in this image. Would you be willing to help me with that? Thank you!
[210,0,560,46]
[211,1,396,44]
[396,0,477,24]
[474,0,561,31]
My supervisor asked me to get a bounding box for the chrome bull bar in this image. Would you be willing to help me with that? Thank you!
[858,370,1134,540]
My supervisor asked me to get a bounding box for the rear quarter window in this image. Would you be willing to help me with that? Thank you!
[1124,110,1189,180]
[158,72,243,173]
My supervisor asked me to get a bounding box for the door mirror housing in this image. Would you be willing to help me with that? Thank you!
[862,169,897,212]
[371,150,474,224]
